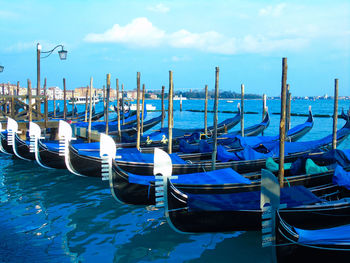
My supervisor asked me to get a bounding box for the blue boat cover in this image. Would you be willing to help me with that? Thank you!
[179,139,200,153]
[43,141,60,151]
[333,165,350,190]
[217,127,350,162]
[295,223,350,245]
[218,116,312,147]
[187,186,321,211]
[199,140,213,153]
[128,167,252,186]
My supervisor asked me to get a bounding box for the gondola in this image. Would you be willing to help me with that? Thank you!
[109,119,350,175]
[51,106,78,119]
[107,144,350,205]
[109,114,163,137]
[72,104,147,133]
[151,148,350,233]
[60,113,262,178]
[62,116,162,177]
[275,212,350,263]
[135,106,241,145]
[115,107,311,156]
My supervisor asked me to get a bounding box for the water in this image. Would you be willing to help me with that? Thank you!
[1,99,349,262]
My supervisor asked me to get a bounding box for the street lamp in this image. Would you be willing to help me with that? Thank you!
[37,43,67,95]
[0,65,4,73]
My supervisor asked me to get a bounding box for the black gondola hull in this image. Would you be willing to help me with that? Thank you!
[38,141,66,169]
[68,145,101,177]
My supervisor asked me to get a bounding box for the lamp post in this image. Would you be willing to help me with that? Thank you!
[36,43,67,114]
[0,65,4,73]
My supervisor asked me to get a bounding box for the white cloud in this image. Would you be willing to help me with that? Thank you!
[84,17,165,47]
[4,42,36,52]
[147,3,170,13]
[4,41,67,53]
[171,55,190,62]
[259,3,287,17]
[83,17,314,55]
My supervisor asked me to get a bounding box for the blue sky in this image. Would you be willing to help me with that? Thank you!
[0,0,349,96]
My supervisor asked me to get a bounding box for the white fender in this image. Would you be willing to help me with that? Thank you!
[100,133,116,159]
[8,117,30,161]
[7,117,18,147]
[7,117,18,133]
[0,122,11,155]
[58,120,83,176]
[29,121,42,139]
[29,122,53,169]
[100,133,116,184]
[58,120,72,141]
[153,148,172,179]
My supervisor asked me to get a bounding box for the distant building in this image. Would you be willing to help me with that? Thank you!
[47,87,63,100]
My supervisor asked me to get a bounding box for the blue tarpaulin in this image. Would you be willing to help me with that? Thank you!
[128,167,252,186]
[296,223,350,245]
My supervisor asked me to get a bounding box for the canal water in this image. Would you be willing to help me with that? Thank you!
[0,99,349,262]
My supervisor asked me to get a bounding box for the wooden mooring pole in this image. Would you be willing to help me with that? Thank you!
[279,58,288,188]
[286,84,291,132]
[262,94,266,136]
[63,78,67,120]
[121,84,125,125]
[332,79,339,150]
[10,85,15,118]
[116,79,121,139]
[136,72,141,150]
[180,93,183,112]
[88,78,93,143]
[71,90,75,118]
[44,78,48,128]
[168,71,174,154]
[27,79,32,122]
[106,74,111,135]
[84,87,88,122]
[53,89,56,118]
[141,84,145,135]
[240,84,245,137]
[204,84,208,135]
[211,67,219,171]
[161,85,165,128]
[16,81,20,96]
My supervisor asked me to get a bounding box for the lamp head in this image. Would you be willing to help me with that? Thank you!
[58,47,67,60]
[0,65,3,73]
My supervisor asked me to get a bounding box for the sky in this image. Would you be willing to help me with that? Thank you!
[0,0,349,96]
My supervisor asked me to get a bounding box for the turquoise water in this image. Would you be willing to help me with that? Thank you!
[0,99,349,262]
